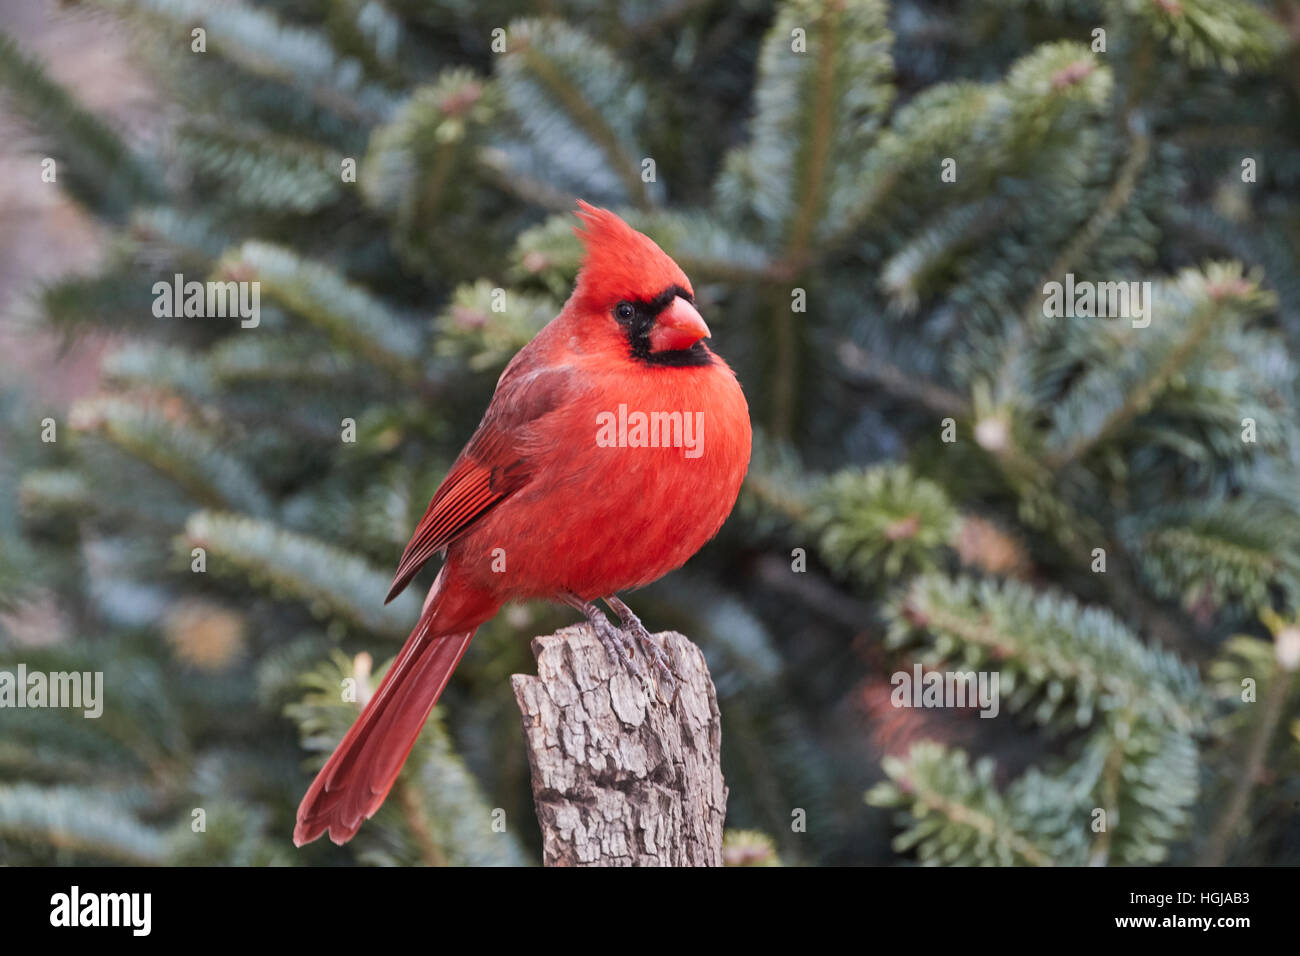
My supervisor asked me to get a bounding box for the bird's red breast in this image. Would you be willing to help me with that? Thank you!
[444,333,751,603]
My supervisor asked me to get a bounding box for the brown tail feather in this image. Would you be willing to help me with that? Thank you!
[293,615,476,847]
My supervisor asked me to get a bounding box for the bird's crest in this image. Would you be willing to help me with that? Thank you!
[572,200,691,307]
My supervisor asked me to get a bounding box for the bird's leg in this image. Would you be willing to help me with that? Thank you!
[603,595,678,705]
[560,591,653,693]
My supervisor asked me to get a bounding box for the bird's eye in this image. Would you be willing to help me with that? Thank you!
[615,302,634,320]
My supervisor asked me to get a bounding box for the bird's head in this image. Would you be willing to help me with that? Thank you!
[568,200,712,367]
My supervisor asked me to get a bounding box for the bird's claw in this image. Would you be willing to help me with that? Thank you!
[607,599,680,706]
[645,642,679,707]
[565,592,680,705]
[591,614,656,698]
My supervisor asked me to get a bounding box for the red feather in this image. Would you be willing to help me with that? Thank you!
[570,200,693,314]
[386,364,572,603]
[292,621,475,846]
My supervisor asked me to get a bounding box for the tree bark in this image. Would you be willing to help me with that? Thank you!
[511,624,727,866]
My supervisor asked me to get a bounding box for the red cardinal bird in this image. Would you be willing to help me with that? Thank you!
[294,201,752,846]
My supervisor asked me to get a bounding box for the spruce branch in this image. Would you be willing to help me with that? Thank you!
[1087,710,1134,867]
[217,242,424,380]
[436,280,558,372]
[1047,298,1215,470]
[393,775,449,868]
[887,573,1203,730]
[0,29,161,220]
[69,397,273,517]
[183,511,421,637]
[176,120,347,213]
[1199,670,1289,865]
[1045,264,1274,469]
[1107,0,1287,73]
[362,70,508,276]
[996,114,1151,404]
[0,785,168,865]
[207,334,360,387]
[96,0,396,122]
[1200,616,1300,865]
[102,343,216,402]
[1122,502,1300,618]
[496,19,654,209]
[830,42,1111,251]
[868,744,1057,866]
[838,340,970,418]
[806,464,958,582]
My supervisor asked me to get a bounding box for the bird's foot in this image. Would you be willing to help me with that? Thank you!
[562,592,655,698]
[592,612,656,693]
[604,596,679,706]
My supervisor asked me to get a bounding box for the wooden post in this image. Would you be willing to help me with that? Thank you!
[511,624,727,866]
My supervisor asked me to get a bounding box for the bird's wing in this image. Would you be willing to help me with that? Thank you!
[385,363,572,604]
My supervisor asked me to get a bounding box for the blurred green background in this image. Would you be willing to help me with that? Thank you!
[1,0,1298,866]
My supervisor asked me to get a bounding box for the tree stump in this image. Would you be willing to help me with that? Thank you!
[511,624,727,866]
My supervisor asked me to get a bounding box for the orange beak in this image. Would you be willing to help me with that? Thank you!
[648,296,711,353]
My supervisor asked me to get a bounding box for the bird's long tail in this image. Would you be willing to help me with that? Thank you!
[293,610,477,847]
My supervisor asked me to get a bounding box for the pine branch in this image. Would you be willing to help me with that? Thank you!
[176,120,346,213]
[0,785,167,865]
[1200,619,1300,865]
[837,340,970,417]
[70,397,273,517]
[183,511,421,637]
[996,115,1151,402]
[96,0,396,122]
[435,280,556,372]
[868,743,1056,866]
[888,573,1204,730]
[720,0,894,251]
[0,29,160,220]
[1045,263,1275,468]
[495,19,654,208]
[1106,0,1286,73]
[806,464,958,582]
[217,241,424,380]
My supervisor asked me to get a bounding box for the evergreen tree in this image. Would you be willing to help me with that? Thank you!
[0,0,1296,865]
